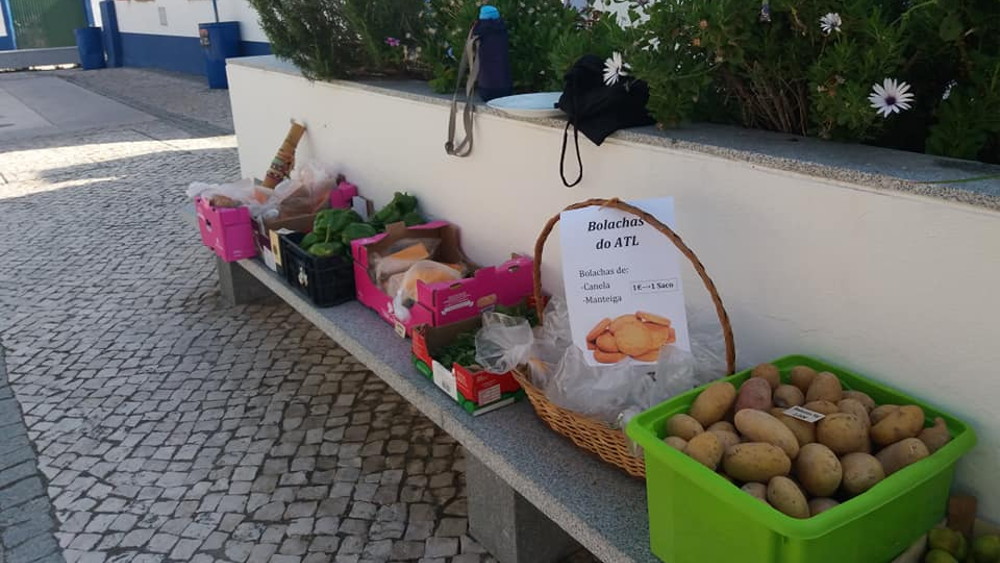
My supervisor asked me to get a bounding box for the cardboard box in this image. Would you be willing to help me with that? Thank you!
[252,213,316,272]
[351,221,534,337]
[195,197,257,262]
[411,317,524,415]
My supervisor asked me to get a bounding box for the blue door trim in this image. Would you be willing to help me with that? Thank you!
[0,0,17,50]
[82,0,95,27]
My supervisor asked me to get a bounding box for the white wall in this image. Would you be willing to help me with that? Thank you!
[108,0,267,43]
[228,61,1000,521]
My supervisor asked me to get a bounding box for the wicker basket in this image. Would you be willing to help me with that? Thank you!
[513,198,737,479]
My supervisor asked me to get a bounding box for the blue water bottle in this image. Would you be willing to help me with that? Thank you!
[475,6,512,102]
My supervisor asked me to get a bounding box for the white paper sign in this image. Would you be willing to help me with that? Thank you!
[560,198,689,366]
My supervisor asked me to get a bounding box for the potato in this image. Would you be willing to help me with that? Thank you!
[723,443,792,483]
[918,417,952,453]
[842,390,876,412]
[803,400,840,416]
[710,430,742,451]
[708,421,737,434]
[837,399,872,431]
[840,452,885,496]
[808,498,840,516]
[871,405,925,446]
[666,414,704,441]
[789,365,818,394]
[816,413,868,455]
[690,382,737,426]
[664,436,688,450]
[684,432,724,470]
[795,443,843,497]
[767,476,810,519]
[806,372,843,403]
[741,482,768,502]
[770,408,816,446]
[735,377,773,413]
[876,437,930,475]
[734,409,800,459]
[870,404,900,424]
[773,385,805,409]
[751,363,781,389]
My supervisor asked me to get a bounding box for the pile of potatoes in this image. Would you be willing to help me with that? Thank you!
[664,363,952,519]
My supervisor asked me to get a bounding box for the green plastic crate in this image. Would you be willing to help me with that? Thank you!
[626,354,976,563]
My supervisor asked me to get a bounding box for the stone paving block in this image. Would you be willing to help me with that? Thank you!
[0,68,598,563]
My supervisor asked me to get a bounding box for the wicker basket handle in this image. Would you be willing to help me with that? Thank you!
[532,197,736,375]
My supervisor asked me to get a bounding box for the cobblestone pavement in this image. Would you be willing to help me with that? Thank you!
[0,68,596,563]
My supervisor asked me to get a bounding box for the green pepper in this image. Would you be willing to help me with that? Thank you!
[308,242,338,257]
[402,210,426,226]
[300,232,320,250]
[341,223,378,246]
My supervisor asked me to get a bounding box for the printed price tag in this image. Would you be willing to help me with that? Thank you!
[477,384,501,406]
[783,405,826,423]
[432,363,458,401]
[559,197,689,366]
[393,320,407,338]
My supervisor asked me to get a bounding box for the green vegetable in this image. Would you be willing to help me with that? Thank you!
[299,232,320,251]
[341,222,378,245]
[314,209,362,241]
[308,242,338,258]
[434,332,477,368]
[372,191,420,229]
[402,210,426,226]
[494,302,540,327]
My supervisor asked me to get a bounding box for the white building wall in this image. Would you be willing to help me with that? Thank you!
[104,0,267,43]
[227,59,1000,522]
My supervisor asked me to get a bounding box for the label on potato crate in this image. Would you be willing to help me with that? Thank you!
[783,405,826,423]
[560,197,689,366]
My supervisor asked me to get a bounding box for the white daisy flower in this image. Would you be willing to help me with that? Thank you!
[603,51,631,86]
[868,78,915,118]
[819,12,842,35]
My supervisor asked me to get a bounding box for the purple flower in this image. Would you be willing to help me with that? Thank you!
[385,37,401,47]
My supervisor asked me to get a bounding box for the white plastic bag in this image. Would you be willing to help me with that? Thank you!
[474,313,534,374]
[187,178,260,211]
[545,346,635,424]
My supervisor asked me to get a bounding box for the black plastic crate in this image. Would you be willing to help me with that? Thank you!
[279,232,356,307]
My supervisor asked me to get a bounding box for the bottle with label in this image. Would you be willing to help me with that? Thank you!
[262,120,307,188]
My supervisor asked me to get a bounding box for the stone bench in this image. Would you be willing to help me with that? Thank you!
[214,257,657,563]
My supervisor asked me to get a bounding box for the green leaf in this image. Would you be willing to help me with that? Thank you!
[938,15,963,42]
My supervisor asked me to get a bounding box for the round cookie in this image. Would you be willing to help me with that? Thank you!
[646,323,672,347]
[594,350,626,364]
[637,311,672,326]
[614,323,654,357]
[596,333,619,353]
[587,318,612,342]
[610,314,642,333]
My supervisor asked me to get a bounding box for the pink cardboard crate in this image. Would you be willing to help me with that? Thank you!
[352,221,533,336]
[195,196,257,262]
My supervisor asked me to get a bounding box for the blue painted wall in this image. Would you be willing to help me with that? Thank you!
[0,0,16,51]
[119,31,270,75]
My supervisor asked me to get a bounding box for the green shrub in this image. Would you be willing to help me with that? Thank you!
[248,0,427,80]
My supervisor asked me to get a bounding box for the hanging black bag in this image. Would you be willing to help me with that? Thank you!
[557,54,655,187]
